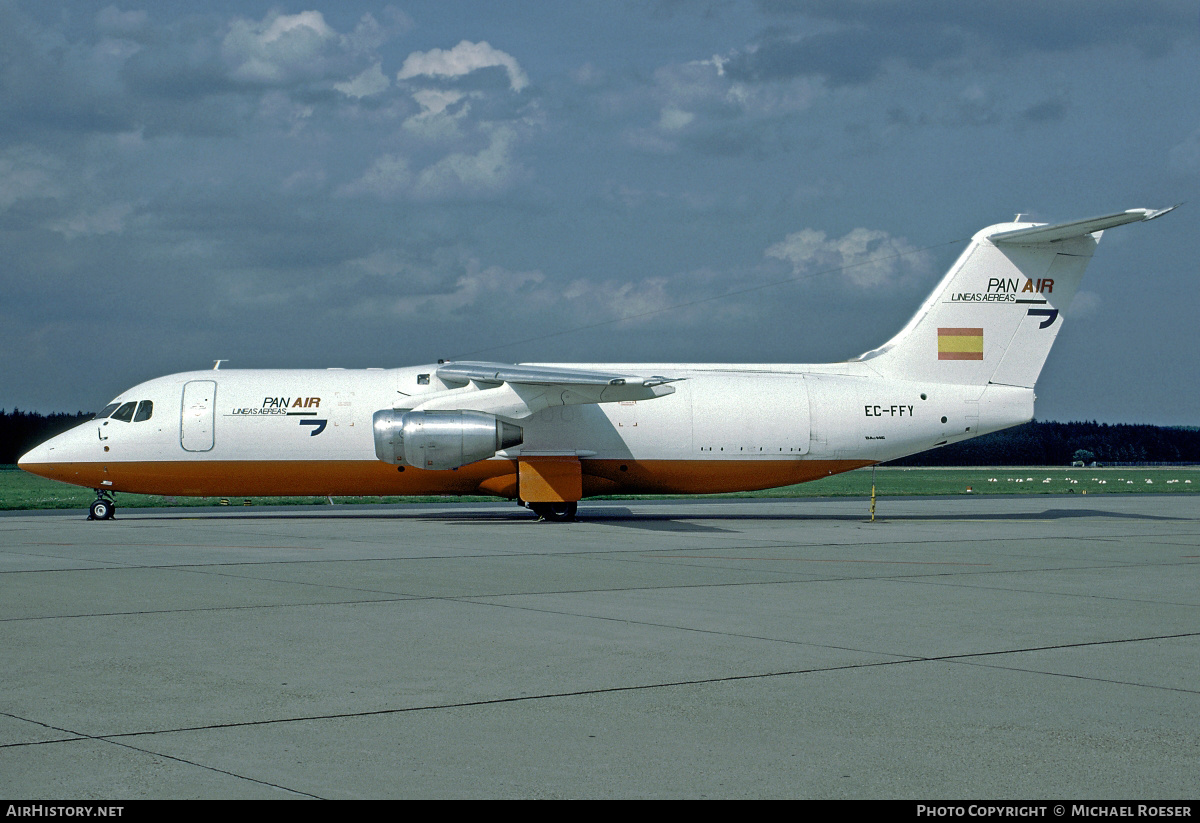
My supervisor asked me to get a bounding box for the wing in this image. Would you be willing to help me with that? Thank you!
[436,361,677,388]
[400,361,680,420]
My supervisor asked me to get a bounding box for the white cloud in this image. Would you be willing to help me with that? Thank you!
[413,125,521,199]
[561,276,675,323]
[343,10,412,55]
[618,56,823,156]
[256,90,315,131]
[338,154,413,199]
[340,124,522,202]
[344,254,686,332]
[347,256,545,320]
[0,148,63,210]
[263,11,334,43]
[334,63,390,99]
[658,107,695,131]
[412,89,468,117]
[49,202,134,240]
[402,90,473,140]
[398,41,528,92]
[659,57,820,117]
[766,227,930,290]
[222,11,338,85]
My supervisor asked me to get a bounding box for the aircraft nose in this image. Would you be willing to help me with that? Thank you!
[17,434,67,481]
[16,426,103,490]
[17,441,51,477]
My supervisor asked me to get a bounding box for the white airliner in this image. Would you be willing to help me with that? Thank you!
[19,207,1175,521]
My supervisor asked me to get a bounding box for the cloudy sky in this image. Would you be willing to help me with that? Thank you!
[2,1,1196,424]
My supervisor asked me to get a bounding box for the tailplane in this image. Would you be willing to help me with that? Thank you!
[858,207,1176,387]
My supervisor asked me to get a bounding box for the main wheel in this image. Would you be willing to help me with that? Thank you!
[89,499,114,520]
[530,502,577,522]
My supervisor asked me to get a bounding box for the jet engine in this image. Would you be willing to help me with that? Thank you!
[372,409,523,470]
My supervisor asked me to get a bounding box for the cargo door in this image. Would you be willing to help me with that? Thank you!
[692,374,810,455]
[181,380,216,452]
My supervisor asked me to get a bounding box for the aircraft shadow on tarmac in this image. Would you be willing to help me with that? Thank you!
[87,504,1189,533]
[554,506,1189,530]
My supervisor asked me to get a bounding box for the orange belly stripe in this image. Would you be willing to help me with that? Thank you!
[22,457,873,499]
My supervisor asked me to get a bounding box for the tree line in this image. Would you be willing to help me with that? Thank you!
[1,410,92,465]
[886,420,1200,466]
[2,408,1198,467]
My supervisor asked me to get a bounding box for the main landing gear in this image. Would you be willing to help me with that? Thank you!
[525,501,578,522]
[88,490,116,521]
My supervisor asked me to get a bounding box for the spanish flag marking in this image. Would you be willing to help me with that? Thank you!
[938,327,983,360]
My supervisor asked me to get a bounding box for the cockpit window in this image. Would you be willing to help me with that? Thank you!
[133,400,154,422]
[96,403,120,419]
[110,401,137,423]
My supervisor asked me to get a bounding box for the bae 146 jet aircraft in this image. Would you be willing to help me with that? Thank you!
[19,207,1175,521]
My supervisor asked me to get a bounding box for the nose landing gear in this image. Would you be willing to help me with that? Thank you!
[88,490,116,521]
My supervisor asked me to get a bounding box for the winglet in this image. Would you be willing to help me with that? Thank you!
[989,205,1178,245]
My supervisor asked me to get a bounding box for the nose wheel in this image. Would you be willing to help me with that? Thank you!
[88,491,116,521]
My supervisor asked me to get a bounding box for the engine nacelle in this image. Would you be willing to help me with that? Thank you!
[372,409,523,470]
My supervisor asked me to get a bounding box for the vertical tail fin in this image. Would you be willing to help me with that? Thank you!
[858,207,1175,387]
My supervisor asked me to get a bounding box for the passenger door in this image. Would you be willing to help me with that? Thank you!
[181,380,216,452]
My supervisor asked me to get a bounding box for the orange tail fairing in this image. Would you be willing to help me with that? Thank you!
[23,458,873,499]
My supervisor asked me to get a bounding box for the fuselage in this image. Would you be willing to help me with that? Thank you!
[18,362,1033,499]
[24,207,1172,505]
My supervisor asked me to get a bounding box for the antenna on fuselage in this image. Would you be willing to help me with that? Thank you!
[213,360,228,370]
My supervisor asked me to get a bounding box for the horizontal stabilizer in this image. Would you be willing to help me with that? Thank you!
[989,206,1177,245]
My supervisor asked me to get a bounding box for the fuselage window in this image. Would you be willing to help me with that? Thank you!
[110,401,137,423]
[134,400,154,422]
[96,403,120,419]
